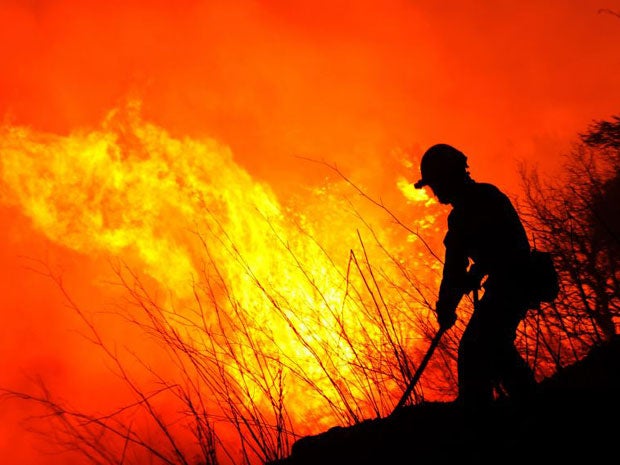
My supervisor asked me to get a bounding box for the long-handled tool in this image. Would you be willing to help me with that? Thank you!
[389,327,446,416]
[390,288,480,416]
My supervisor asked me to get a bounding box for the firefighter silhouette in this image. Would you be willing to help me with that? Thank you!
[414,143,537,407]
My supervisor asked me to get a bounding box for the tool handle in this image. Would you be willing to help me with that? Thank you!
[390,328,445,415]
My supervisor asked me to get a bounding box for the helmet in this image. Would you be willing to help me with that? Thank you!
[414,143,468,189]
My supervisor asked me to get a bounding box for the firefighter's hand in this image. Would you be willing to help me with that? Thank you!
[435,301,457,330]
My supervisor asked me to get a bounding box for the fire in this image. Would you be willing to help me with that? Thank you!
[0,103,444,449]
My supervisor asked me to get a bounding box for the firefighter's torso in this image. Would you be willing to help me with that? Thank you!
[444,181,530,277]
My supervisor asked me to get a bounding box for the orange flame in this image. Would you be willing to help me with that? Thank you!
[0,103,444,436]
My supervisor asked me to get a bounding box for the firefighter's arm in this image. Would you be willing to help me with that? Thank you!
[436,235,469,330]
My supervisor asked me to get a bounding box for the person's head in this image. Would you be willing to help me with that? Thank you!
[414,143,470,204]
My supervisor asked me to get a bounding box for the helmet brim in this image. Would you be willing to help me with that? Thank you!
[414,179,427,189]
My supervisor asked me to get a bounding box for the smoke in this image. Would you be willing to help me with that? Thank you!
[1,1,617,188]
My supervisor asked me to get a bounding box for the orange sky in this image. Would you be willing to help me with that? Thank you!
[1,1,619,464]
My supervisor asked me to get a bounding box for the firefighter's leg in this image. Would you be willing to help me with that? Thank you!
[457,307,494,408]
[495,304,537,402]
[499,341,537,401]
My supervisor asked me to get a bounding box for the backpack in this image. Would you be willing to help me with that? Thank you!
[526,249,560,308]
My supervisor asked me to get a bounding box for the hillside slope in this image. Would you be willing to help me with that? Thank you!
[268,336,620,465]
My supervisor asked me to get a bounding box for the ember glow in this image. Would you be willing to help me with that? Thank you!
[1,1,619,464]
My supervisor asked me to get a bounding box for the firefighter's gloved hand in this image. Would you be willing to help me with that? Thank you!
[435,301,457,330]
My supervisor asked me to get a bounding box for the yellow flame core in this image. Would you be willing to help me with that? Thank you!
[0,106,443,433]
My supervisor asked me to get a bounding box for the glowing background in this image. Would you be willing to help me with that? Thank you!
[1,1,619,464]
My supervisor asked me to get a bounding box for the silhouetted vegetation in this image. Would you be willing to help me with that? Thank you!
[1,174,449,465]
[518,115,620,371]
[2,117,619,465]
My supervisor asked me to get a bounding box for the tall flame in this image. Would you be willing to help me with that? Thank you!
[0,103,444,438]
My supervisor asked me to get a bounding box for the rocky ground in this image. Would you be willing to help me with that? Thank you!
[267,335,620,465]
